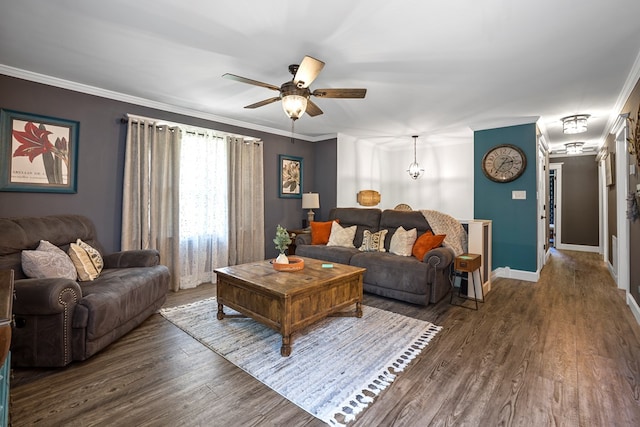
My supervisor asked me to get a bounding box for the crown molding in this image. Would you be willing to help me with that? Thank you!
[0,64,337,143]
[601,48,640,142]
[468,116,540,132]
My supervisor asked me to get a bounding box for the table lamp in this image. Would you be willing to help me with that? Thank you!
[302,192,320,227]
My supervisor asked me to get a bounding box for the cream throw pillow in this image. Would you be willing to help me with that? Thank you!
[326,221,357,248]
[359,229,388,252]
[68,239,104,281]
[389,226,417,256]
[22,240,77,280]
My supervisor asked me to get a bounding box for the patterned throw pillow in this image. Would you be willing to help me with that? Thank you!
[68,239,104,281]
[22,240,77,280]
[326,221,357,248]
[389,226,417,257]
[78,239,104,273]
[359,229,388,252]
[37,239,67,255]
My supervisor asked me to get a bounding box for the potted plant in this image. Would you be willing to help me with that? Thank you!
[273,225,292,264]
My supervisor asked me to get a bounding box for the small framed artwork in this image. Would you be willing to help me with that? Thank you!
[278,154,303,198]
[0,109,79,193]
[605,152,615,187]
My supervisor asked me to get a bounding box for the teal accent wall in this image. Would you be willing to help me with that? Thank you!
[474,123,538,272]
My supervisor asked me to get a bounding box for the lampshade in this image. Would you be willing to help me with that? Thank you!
[561,115,590,134]
[302,193,319,209]
[282,94,308,120]
[565,141,585,154]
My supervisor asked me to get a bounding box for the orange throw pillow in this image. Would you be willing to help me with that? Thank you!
[412,230,446,260]
[311,220,339,245]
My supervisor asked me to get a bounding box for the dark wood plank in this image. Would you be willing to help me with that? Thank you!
[10,250,640,426]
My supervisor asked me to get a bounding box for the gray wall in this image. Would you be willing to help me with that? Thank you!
[550,155,599,246]
[0,74,337,259]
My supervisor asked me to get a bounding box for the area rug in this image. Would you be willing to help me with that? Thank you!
[159,297,441,426]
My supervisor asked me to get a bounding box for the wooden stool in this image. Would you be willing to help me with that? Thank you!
[451,253,484,310]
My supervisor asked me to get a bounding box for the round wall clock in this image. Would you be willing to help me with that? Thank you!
[481,144,527,183]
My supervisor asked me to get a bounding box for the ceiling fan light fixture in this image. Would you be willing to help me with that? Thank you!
[282,94,308,120]
[561,114,590,134]
[407,135,424,180]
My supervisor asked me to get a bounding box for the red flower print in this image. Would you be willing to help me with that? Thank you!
[12,122,55,162]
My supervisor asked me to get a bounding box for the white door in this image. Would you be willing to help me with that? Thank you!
[537,143,548,272]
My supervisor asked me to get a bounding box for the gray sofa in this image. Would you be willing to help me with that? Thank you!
[0,215,170,367]
[295,208,455,305]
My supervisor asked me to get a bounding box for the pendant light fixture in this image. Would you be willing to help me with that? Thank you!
[407,135,424,180]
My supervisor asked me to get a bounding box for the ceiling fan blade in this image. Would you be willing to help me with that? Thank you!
[222,73,280,91]
[305,100,324,117]
[244,97,281,109]
[293,56,325,88]
[312,88,367,98]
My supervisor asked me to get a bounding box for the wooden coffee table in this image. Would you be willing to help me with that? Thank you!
[214,257,365,356]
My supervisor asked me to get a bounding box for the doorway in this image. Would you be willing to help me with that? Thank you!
[549,168,556,247]
[549,163,562,249]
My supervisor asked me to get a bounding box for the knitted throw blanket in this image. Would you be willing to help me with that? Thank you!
[420,210,468,256]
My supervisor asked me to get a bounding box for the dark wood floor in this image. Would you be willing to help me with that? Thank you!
[10,249,640,426]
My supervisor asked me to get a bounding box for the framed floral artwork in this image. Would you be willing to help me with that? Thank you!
[278,154,303,198]
[0,109,79,193]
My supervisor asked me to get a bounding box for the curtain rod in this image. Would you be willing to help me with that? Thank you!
[120,118,212,137]
[121,114,262,143]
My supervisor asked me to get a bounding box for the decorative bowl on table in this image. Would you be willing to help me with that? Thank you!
[272,256,305,272]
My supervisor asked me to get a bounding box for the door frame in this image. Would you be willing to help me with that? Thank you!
[615,117,630,293]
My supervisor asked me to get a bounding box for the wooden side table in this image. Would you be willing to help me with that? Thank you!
[287,228,310,255]
[451,253,484,310]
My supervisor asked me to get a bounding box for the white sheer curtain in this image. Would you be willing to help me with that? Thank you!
[121,119,181,291]
[122,117,264,291]
[178,131,229,289]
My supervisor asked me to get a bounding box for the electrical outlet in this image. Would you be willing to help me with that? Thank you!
[636,184,640,197]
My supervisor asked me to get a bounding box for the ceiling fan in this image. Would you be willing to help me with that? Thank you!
[222,55,367,121]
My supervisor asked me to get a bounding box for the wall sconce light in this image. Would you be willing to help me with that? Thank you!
[561,114,590,134]
[407,135,424,180]
[302,192,320,226]
[565,141,585,154]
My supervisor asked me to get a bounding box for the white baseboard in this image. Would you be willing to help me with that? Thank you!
[555,243,602,253]
[607,260,618,284]
[493,267,539,282]
[627,293,640,326]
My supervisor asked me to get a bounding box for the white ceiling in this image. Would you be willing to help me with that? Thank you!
[2,0,640,152]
